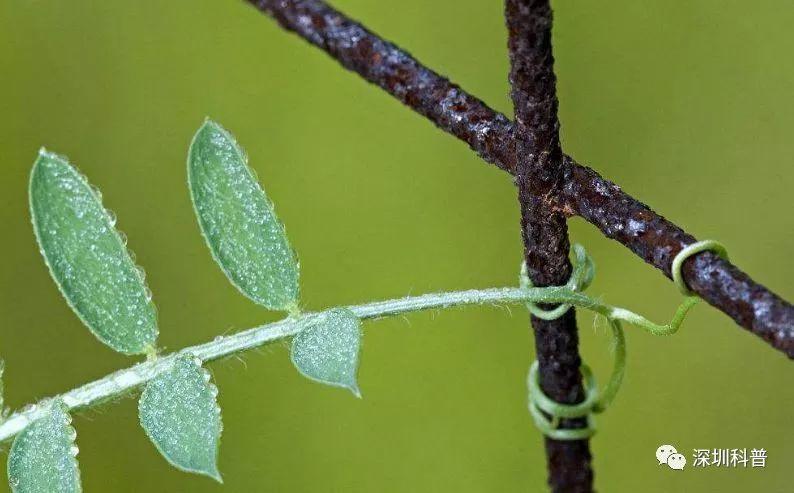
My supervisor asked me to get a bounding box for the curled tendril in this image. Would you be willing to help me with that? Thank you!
[671,240,729,296]
[519,243,595,320]
[524,241,726,440]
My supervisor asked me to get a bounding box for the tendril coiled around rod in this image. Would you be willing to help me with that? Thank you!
[523,241,726,440]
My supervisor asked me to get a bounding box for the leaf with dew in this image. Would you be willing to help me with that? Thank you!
[29,150,158,355]
[291,309,362,397]
[139,354,223,482]
[188,120,299,312]
[7,401,81,493]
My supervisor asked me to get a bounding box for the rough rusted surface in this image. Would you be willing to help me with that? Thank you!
[531,311,592,492]
[506,0,570,286]
[244,2,793,356]
[562,159,794,356]
[506,0,593,491]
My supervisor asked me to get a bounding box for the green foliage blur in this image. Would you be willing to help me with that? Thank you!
[1,0,791,491]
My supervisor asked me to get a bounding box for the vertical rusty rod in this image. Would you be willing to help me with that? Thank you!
[505,1,593,491]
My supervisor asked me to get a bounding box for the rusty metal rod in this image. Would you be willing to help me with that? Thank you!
[245,0,794,358]
[505,0,593,490]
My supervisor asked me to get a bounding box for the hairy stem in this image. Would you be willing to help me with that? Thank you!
[0,286,691,442]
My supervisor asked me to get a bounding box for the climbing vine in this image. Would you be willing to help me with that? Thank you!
[0,120,714,491]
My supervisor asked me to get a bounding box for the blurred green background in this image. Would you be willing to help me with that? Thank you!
[1,0,792,491]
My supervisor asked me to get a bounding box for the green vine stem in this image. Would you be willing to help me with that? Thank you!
[0,285,696,443]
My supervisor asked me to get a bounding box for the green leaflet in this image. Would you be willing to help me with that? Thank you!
[291,309,362,397]
[29,151,158,355]
[139,354,223,482]
[187,120,300,311]
[7,401,81,493]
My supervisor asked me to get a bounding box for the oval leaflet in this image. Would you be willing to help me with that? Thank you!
[138,354,223,482]
[291,308,363,397]
[30,150,158,355]
[8,401,81,493]
[187,120,300,311]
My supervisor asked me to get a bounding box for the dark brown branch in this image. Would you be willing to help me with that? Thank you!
[244,0,794,358]
[506,0,592,491]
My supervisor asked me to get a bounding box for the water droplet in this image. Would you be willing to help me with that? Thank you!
[21,404,37,414]
[91,185,103,201]
[106,208,117,226]
[70,445,79,456]
[144,286,153,303]
[118,231,128,246]
[136,266,147,281]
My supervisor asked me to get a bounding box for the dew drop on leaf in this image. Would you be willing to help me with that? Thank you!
[187,119,300,311]
[89,185,102,202]
[29,150,158,355]
[7,401,82,493]
[138,354,223,482]
[291,309,362,397]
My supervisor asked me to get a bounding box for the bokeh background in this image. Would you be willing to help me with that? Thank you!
[1,0,792,491]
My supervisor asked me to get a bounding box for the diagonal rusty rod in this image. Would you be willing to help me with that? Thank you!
[505,0,593,490]
[244,0,794,358]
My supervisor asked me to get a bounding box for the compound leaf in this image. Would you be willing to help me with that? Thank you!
[291,309,362,397]
[139,354,222,482]
[7,401,81,493]
[29,150,158,355]
[187,120,299,311]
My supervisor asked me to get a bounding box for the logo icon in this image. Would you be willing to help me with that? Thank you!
[656,444,686,470]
